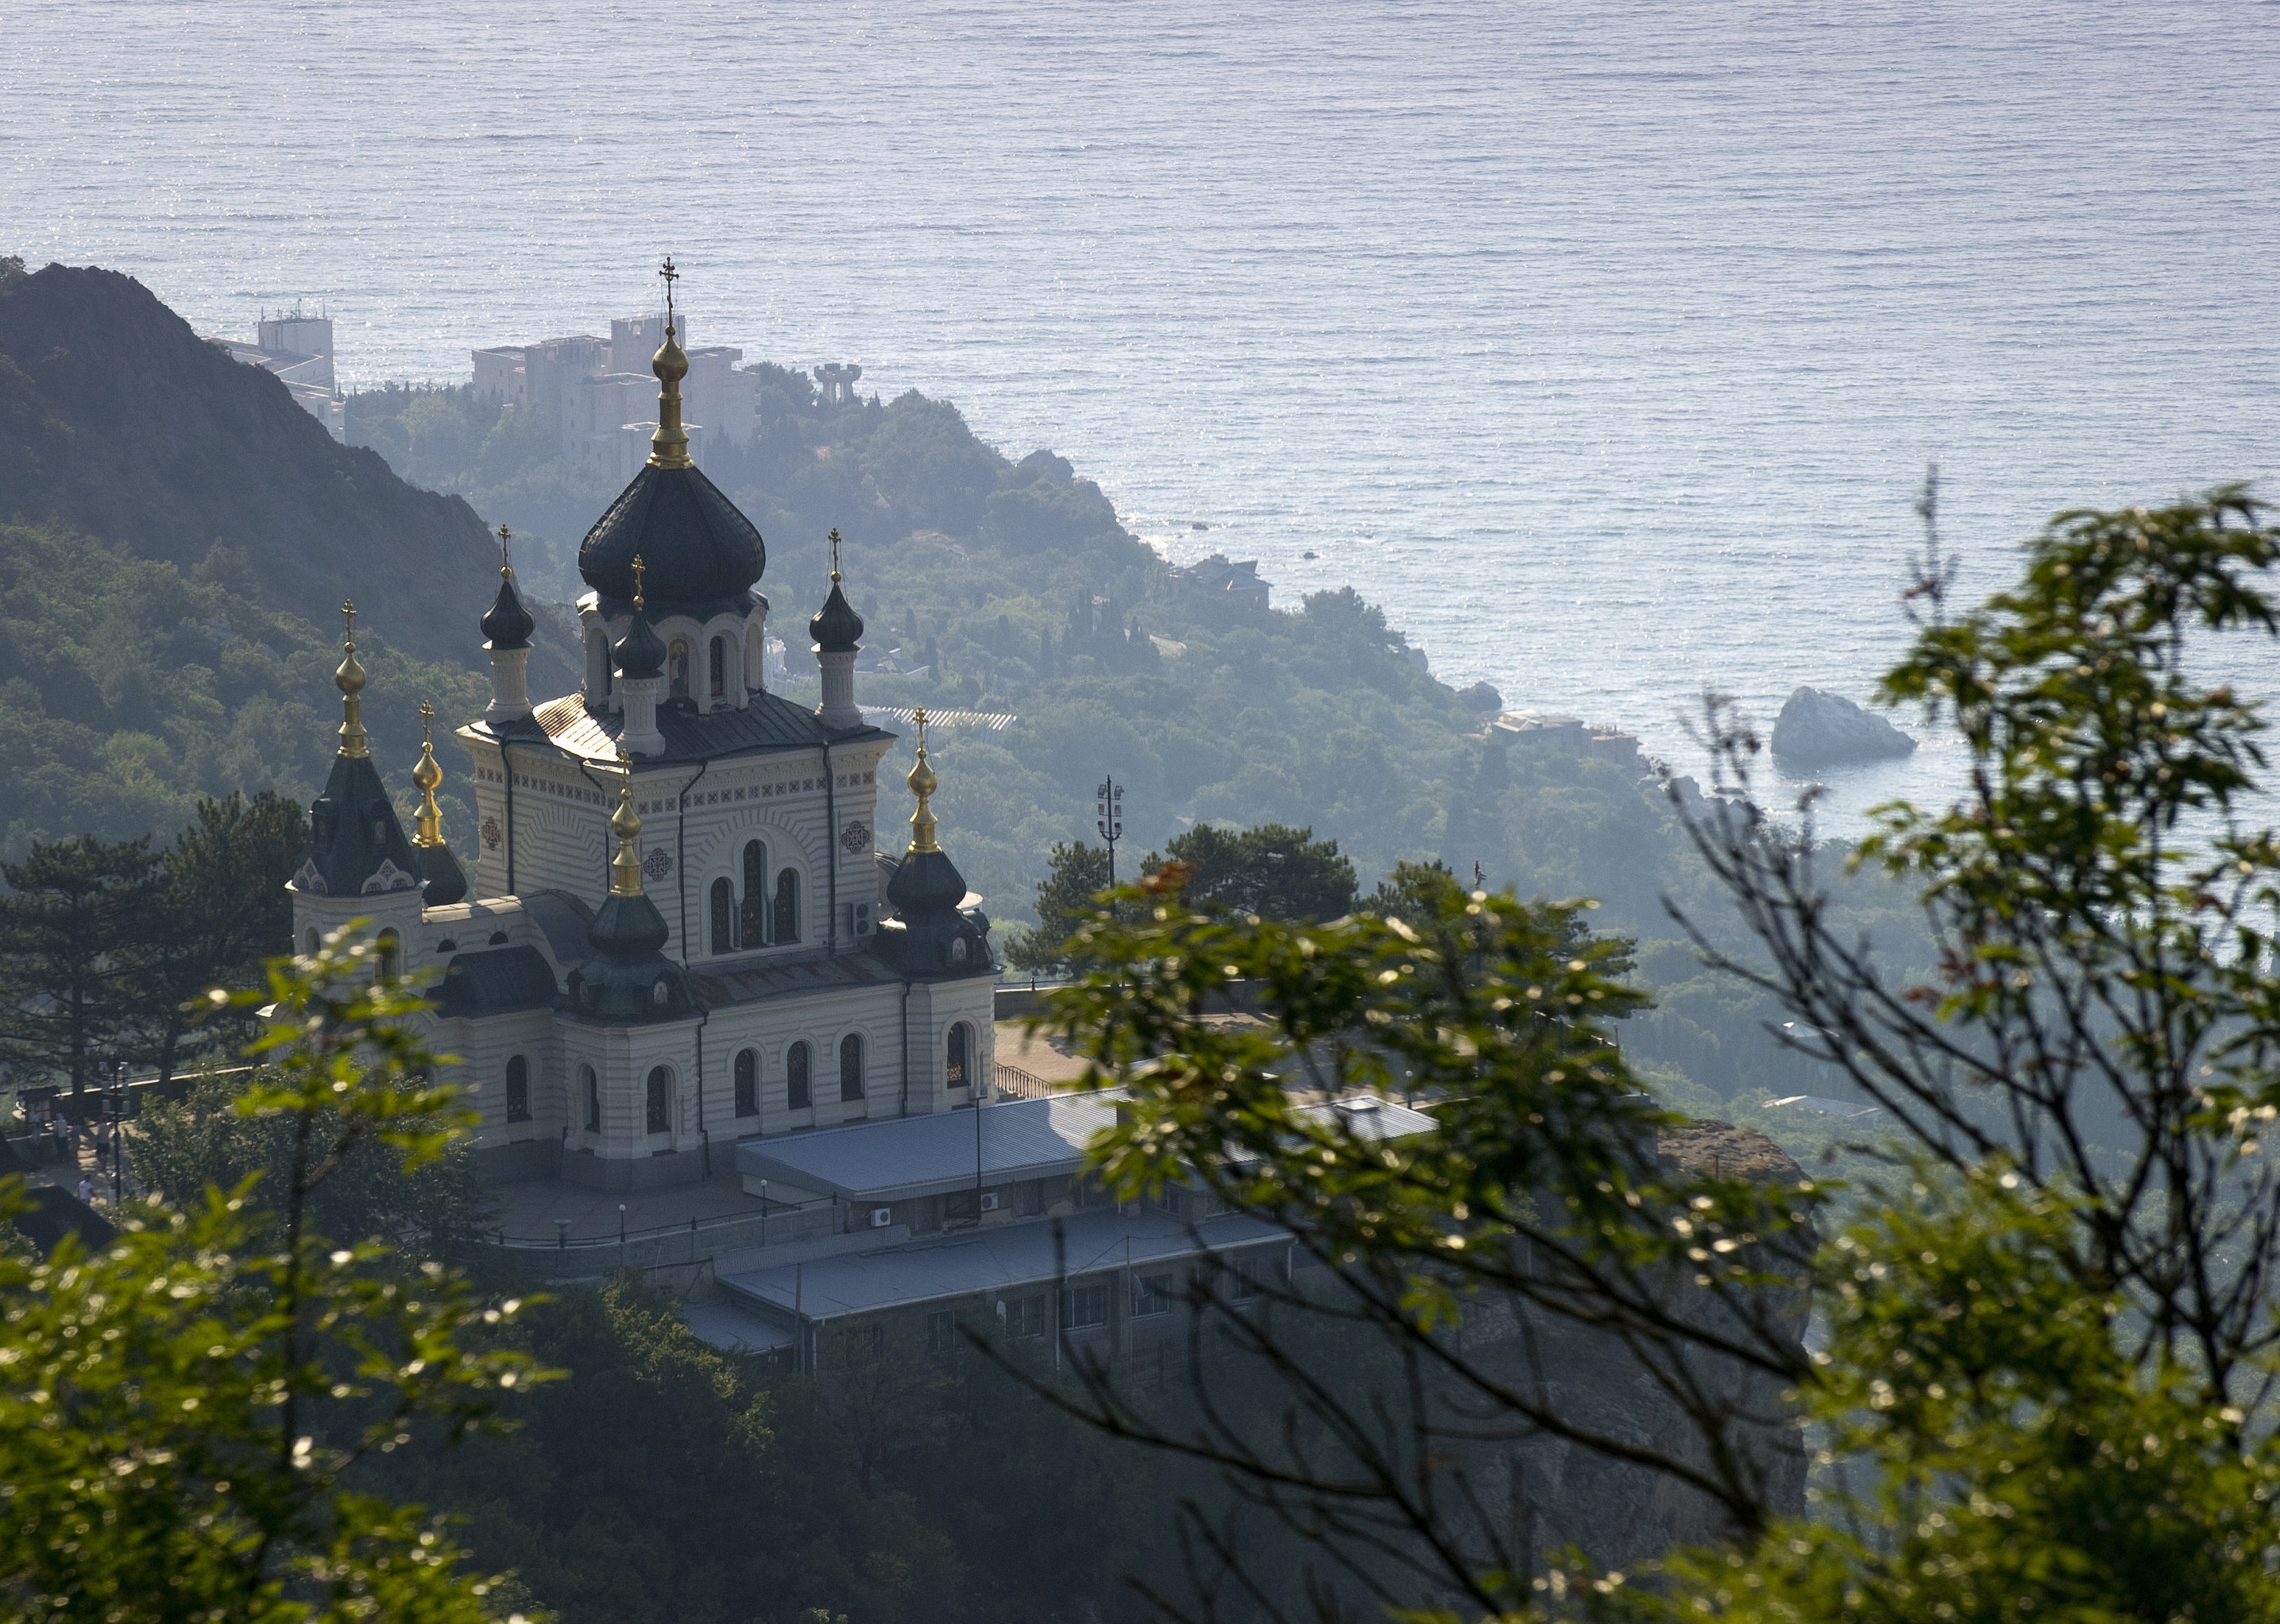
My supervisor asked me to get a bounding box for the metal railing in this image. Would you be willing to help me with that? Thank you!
[11,1065,256,1125]
[486,1198,836,1252]
[992,1061,1057,1100]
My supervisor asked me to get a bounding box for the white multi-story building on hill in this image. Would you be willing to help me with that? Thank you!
[206,304,346,440]
[473,311,759,478]
[291,306,996,1192]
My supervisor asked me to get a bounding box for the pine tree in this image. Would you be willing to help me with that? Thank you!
[0,834,157,1097]
[137,792,307,1085]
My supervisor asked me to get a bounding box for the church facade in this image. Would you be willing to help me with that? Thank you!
[287,288,999,1191]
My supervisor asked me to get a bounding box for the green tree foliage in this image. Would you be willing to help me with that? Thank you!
[133,1065,491,1257]
[814,1321,953,1498]
[1018,488,2280,1622]
[1001,839,1112,973]
[356,1278,1173,1624]
[1007,825,1361,975]
[1035,869,1807,1603]
[0,928,547,1622]
[0,517,488,858]
[1149,822,1360,922]
[140,789,308,1081]
[0,832,156,1096]
[0,794,319,1091]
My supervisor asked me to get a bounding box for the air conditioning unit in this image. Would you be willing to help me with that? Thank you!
[869,1206,894,1228]
[850,900,875,939]
[979,1192,1000,1212]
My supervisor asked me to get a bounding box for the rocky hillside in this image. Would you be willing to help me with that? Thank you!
[0,262,562,684]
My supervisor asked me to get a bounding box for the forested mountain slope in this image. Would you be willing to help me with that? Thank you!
[0,516,485,854]
[0,261,568,686]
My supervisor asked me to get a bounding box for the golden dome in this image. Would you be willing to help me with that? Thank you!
[334,600,368,760]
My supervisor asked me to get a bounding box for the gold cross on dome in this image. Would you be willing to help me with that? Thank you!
[659,256,678,328]
[829,527,842,582]
[498,522,512,575]
[419,698,435,744]
[341,600,356,646]
[632,553,647,610]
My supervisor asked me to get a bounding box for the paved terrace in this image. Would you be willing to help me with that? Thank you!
[485,1158,775,1244]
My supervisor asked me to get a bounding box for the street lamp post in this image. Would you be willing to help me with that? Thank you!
[1096,775,1124,887]
[105,1061,128,1205]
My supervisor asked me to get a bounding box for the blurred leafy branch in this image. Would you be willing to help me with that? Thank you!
[0,926,554,1622]
[1011,488,2280,1624]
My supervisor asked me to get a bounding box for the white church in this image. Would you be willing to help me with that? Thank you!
[286,288,999,1192]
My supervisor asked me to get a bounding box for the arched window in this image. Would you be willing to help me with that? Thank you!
[740,841,767,945]
[645,1066,673,1135]
[840,1033,865,1102]
[946,1023,970,1089]
[710,877,735,953]
[745,625,763,690]
[709,637,727,698]
[734,1049,758,1117]
[587,627,610,698]
[669,639,691,700]
[774,868,799,944]
[786,1042,812,1111]
[304,927,319,957]
[505,1055,531,1123]
[376,927,402,982]
[582,1064,600,1132]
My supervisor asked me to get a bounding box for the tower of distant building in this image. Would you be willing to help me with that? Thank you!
[207,304,346,440]
[474,313,867,481]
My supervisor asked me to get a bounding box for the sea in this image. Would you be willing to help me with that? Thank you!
[7,0,2279,840]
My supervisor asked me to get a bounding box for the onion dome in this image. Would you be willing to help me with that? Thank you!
[873,710,993,978]
[570,751,694,1022]
[613,554,667,679]
[578,463,766,605]
[408,700,469,906]
[288,603,423,899]
[417,841,469,907]
[481,541,535,650]
[334,600,369,760]
[614,612,666,680]
[887,845,970,919]
[810,563,864,653]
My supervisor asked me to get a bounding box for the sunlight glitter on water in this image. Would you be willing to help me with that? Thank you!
[6,0,2277,841]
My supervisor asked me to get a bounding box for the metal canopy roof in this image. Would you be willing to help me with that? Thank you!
[718,1208,1290,1321]
[733,1092,1121,1204]
[731,1092,1437,1206]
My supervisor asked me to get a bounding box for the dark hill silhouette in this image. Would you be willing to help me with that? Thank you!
[0,263,563,683]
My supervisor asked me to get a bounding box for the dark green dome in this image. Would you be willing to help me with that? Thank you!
[417,841,469,907]
[578,462,765,605]
[875,848,994,979]
[481,570,535,650]
[570,890,694,1023]
[887,847,968,916]
[613,605,667,680]
[810,579,864,652]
